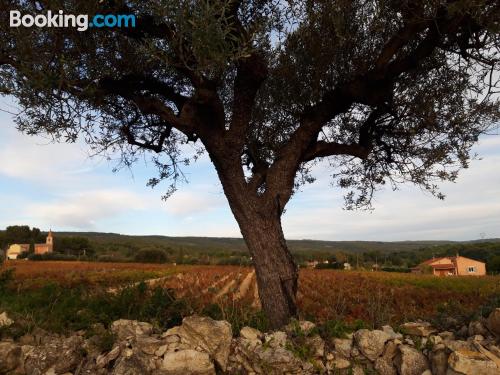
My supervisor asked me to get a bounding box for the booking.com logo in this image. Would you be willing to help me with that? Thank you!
[10,10,136,32]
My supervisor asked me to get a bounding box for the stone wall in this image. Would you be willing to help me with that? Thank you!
[0,309,499,375]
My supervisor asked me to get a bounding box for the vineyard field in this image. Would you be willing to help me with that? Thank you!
[2,260,499,328]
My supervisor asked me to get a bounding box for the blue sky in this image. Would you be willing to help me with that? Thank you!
[1,97,499,241]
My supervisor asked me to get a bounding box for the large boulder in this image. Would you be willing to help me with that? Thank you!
[487,308,500,337]
[110,320,153,340]
[23,335,85,375]
[394,344,429,375]
[0,342,22,374]
[448,349,499,375]
[162,315,232,371]
[400,321,436,337]
[228,334,315,374]
[353,329,391,361]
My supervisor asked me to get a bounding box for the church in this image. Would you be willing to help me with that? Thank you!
[6,230,54,259]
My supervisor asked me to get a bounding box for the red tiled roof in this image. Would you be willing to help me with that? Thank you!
[431,264,455,270]
[420,257,455,265]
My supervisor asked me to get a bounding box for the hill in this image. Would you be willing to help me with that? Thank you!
[54,231,500,254]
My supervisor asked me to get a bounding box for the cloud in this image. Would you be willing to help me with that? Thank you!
[163,190,226,216]
[0,122,101,187]
[283,148,500,241]
[22,190,148,229]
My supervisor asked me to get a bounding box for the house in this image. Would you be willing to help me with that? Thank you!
[5,244,30,260]
[6,230,54,259]
[412,255,486,276]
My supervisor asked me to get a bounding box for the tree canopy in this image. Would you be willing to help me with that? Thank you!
[1,0,499,327]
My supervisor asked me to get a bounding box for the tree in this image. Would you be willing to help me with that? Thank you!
[54,237,93,257]
[489,255,500,274]
[3,225,43,249]
[1,1,499,328]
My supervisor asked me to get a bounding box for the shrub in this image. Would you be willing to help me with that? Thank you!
[134,249,168,264]
[0,281,190,334]
[0,268,15,293]
[17,251,29,259]
[97,254,131,262]
[27,253,77,261]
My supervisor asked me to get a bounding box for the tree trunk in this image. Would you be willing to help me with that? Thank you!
[205,142,298,329]
[236,209,299,329]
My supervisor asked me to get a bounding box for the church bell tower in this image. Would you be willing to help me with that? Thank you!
[46,229,53,252]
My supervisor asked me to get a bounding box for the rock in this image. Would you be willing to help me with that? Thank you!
[162,315,232,371]
[401,322,437,337]
[429,335,443,346]
[330,356,351,369]
[354,329,391,361]
[333,337,353,358]
[0,311,14,327]
[240,326,263,342]
[470,334,485,343]
[110,320,153,340]
[405,338,415,346]
[487,308,500,337]
[457,325,469,338]
[298,320,316,335]
[374,356,397,375]
[111,347,157,375]
[352,365,365,375]
[394,344,429,375]
[439,331,455,341]
[448,349,499,375]
[382,325,403,340]
[53,336,86,374]
[305,335,324,358]
[469,320,489,337]
[264,331,287,349]
[489,345,500,358]
[285,320,316,336]
[230,335,315,374]
[136,336,163,355]
[430,348,449,375]
[382,341,399,360]
[96,346,121,368]
[0,342,21,373]
[444,339,475,352]
[23,335,84,375]
[258,346,314,374]
[162,349,215,375]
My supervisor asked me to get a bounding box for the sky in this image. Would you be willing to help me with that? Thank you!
[0,97,499,241]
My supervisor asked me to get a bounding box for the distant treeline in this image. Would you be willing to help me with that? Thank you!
[1,226,500,273]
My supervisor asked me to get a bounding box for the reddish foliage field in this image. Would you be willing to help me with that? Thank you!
[3,261,499,326]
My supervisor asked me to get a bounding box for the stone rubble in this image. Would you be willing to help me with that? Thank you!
[0,309,498,374]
